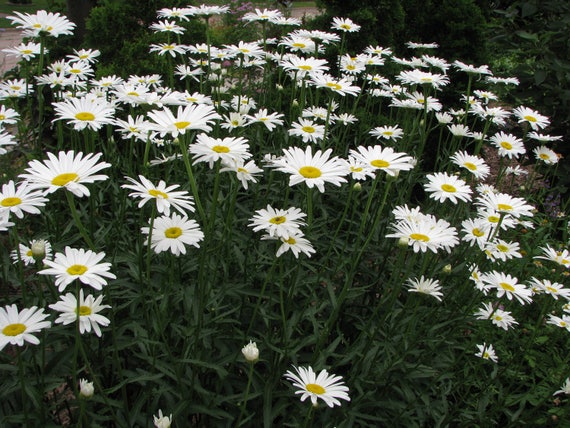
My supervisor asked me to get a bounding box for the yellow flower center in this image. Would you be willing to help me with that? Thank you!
[494,315,503,321]
[127,91,139,96]
[500,141,512,150]
[164,227,183,239]
[326,82,343,91]
[488,216,500,223]
[410,233,430,242]
[441,184,456,193]
[75,112,95,121]
[67,264,88,276]
[51,172,79,186]
[302,126,315,134]
[212,145,230,153]
[299,166,322,179]
[350,166,363,172]
[2,323,26,336]
[269,216,286,224]
[148,189,168,199]
[417,98,425,104]
[496,244,509,252]
[22,49,33,55]
[78,305,92,316]
[298,65,312,71]
[292,43,306,48]
[539,153,550,160]
[26,250,33,257]
[499,282,515,292]
[523,115,537,122]
[384,131,393,136]
[472,228,485,237]
[0,114,5,120]
[69,68,81,74]
[306,383,326,394]
[1,197,22,207]
[370,159,390,168]
[497,203,512,211]
[164,44,175,50]
[174,121,190,129]
[340,24,351,30]
[483,351,490,359]
[237,167,248,173]
[420,77,433,82]
[285,237,296,245]
[346,65,356,70]
[546,286,558,294]
[464,162,477,171]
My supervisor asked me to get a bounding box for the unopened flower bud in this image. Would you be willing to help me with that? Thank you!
[241,340,259,363]
[79,379,94,399]
[31,240,47,261]
[353,182,362,192]
[442,264,452,274]
[398,237,409,248]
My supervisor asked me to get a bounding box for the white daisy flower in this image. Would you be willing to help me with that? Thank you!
[189,134,251,169]
[39,247,116,292]
[424,172,472,204]
[52,95,115,131]
[288,118,325,143]
[284,365,350,407]
[19,151,111,198]
[350,145,414,177]
[49,289,111,337]
[406,276,443,301]
[0,180,48,219]
[249,205,306,240]
[141,213,204,256]
[0,305,51,351]
[122,175,195,216]
[475,343,498,363]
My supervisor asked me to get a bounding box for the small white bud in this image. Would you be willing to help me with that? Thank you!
[241,340,259,363]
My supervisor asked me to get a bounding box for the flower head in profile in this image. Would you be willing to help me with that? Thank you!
[39,247,116,292]
[2,41,42,61]
[481,271,532,305]
[220,159,263,190]
[0,305,51,351]
[513,106,550,130]
[450,151,490,179]
[242,8,282,22]
[7,10,76,38]
[141,213,204,256]
[535,245,570,268]
[475,343,498,363]
[49,289,111,337]
[147,104,220,137]
[309,74,361,96]
[271,146,348,193]
[350,145,414,177]
[474,302,518,330]
[284,365,350,407]
[0,131,17,155]
[475,191,534,219]
[0,180,48,220]
[533,146,559,165]
[122,175,195,216]
[19,151,111,198]
[331,17,361,32]
[406,276,443,301]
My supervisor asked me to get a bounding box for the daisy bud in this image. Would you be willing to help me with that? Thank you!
[79,379,94,399]
[398,237,409,248]
[153,409,172,428]
[276,84,284,91]
[442,264,452,274]
[241,340,259,363]
[292,99,299,107]
[31,240,47,261]
[353,182,362,192]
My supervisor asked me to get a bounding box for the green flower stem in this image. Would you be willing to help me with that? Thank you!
[65,190,96,250]
[145,205,157,284]
[16,347,30,426]
[302,404,315,428]
[236,362,255,427]
[246,256,279,338]
[180,134,206,224]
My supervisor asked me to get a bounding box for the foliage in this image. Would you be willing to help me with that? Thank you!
[486,0,570,188]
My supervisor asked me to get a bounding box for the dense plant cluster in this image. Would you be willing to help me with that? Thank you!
[1,4,569,427]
